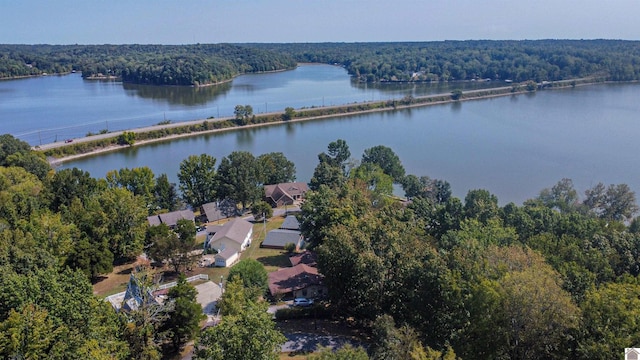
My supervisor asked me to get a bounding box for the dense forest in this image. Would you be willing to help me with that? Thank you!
[3,40,640,86]
[0,44,297,86]
[255,40,640,82]
[3,132,640,359]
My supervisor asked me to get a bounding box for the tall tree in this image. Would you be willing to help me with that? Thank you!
[0,304,67,359]
[0,166,46,227]
[153,173,180,212]
[584,182,639,221]
[106,167,156,210]
[146,221,197,274]
[350,163,394,198]
[362,145,405,182]
[458,246,579,360]
[309,161,346,191]
[0,134,31,166]
[4,151,51,180]
[464,189,500,224]
[98,187,148,261]
[47,167,99,212]
[402,175,451,204]
[226,258,268,300]
[256,152,296,185]
[537,178,579,213]
[178,154,218,208]
[217,151,262,212]
[161,275,205,353]
[318,139,351,174]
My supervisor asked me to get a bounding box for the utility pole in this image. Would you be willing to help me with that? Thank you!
[38,131,41,145]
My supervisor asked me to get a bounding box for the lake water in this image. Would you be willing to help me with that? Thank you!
[2,65,639,205]
[1,64,493,145]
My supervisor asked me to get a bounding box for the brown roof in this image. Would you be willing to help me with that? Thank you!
[268,264,323,296]
[289,250,317,267]
[264,182,309,204]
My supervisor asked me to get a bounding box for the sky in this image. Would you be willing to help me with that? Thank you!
[1,0,639,44]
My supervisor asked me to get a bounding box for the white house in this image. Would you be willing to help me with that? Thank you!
[205,218,253,255]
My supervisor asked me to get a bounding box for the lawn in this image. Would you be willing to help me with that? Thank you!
[93,213,294,296]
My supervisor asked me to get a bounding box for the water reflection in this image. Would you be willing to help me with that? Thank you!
[122,81,232,106]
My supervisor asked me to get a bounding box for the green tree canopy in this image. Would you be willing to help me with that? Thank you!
[362,145,405,182]
[161,274,206,353]
[217,151,262,212]
[178,154,218,208]
[226,258,268,300]
[257,152,296,185]
[195,300,285,360]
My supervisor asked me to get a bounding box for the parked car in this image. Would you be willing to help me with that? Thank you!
[293,298,314,307]
[64,139,73,143]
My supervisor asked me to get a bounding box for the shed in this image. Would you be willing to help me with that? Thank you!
[214,248,239,267]
[280,215,301,230]
[261,229,302,249]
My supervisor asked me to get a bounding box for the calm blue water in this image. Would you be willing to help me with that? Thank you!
[1,64,494,145]
[2,65,639,205]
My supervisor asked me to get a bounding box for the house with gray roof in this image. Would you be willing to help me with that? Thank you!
[205,218,253,254]
[147,209,195,228]
[261,229,303,250]
[201,199,238,223]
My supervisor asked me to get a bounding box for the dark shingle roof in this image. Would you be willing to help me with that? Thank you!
[268,264,323,296]
[262,229,302,248]
[281,215,300,230]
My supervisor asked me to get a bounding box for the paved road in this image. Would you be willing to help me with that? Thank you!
[33,78,588,153]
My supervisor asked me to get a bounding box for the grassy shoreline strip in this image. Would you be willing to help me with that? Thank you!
[39,78,605,162]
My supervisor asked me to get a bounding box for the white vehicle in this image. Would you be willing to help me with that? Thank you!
[293,298,314,307]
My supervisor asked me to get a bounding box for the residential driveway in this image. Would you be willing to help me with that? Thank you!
[195,281,222,322]
[281,333,364,352]
[267,301,292,315]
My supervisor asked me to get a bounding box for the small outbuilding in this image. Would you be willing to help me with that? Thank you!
[280,215,301,230]
[214,248,239,267]
[261,229,303,250]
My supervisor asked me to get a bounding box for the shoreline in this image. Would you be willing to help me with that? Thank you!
[43,78,610,165]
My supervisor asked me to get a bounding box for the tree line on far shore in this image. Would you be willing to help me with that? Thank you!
[3,40,640,86]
